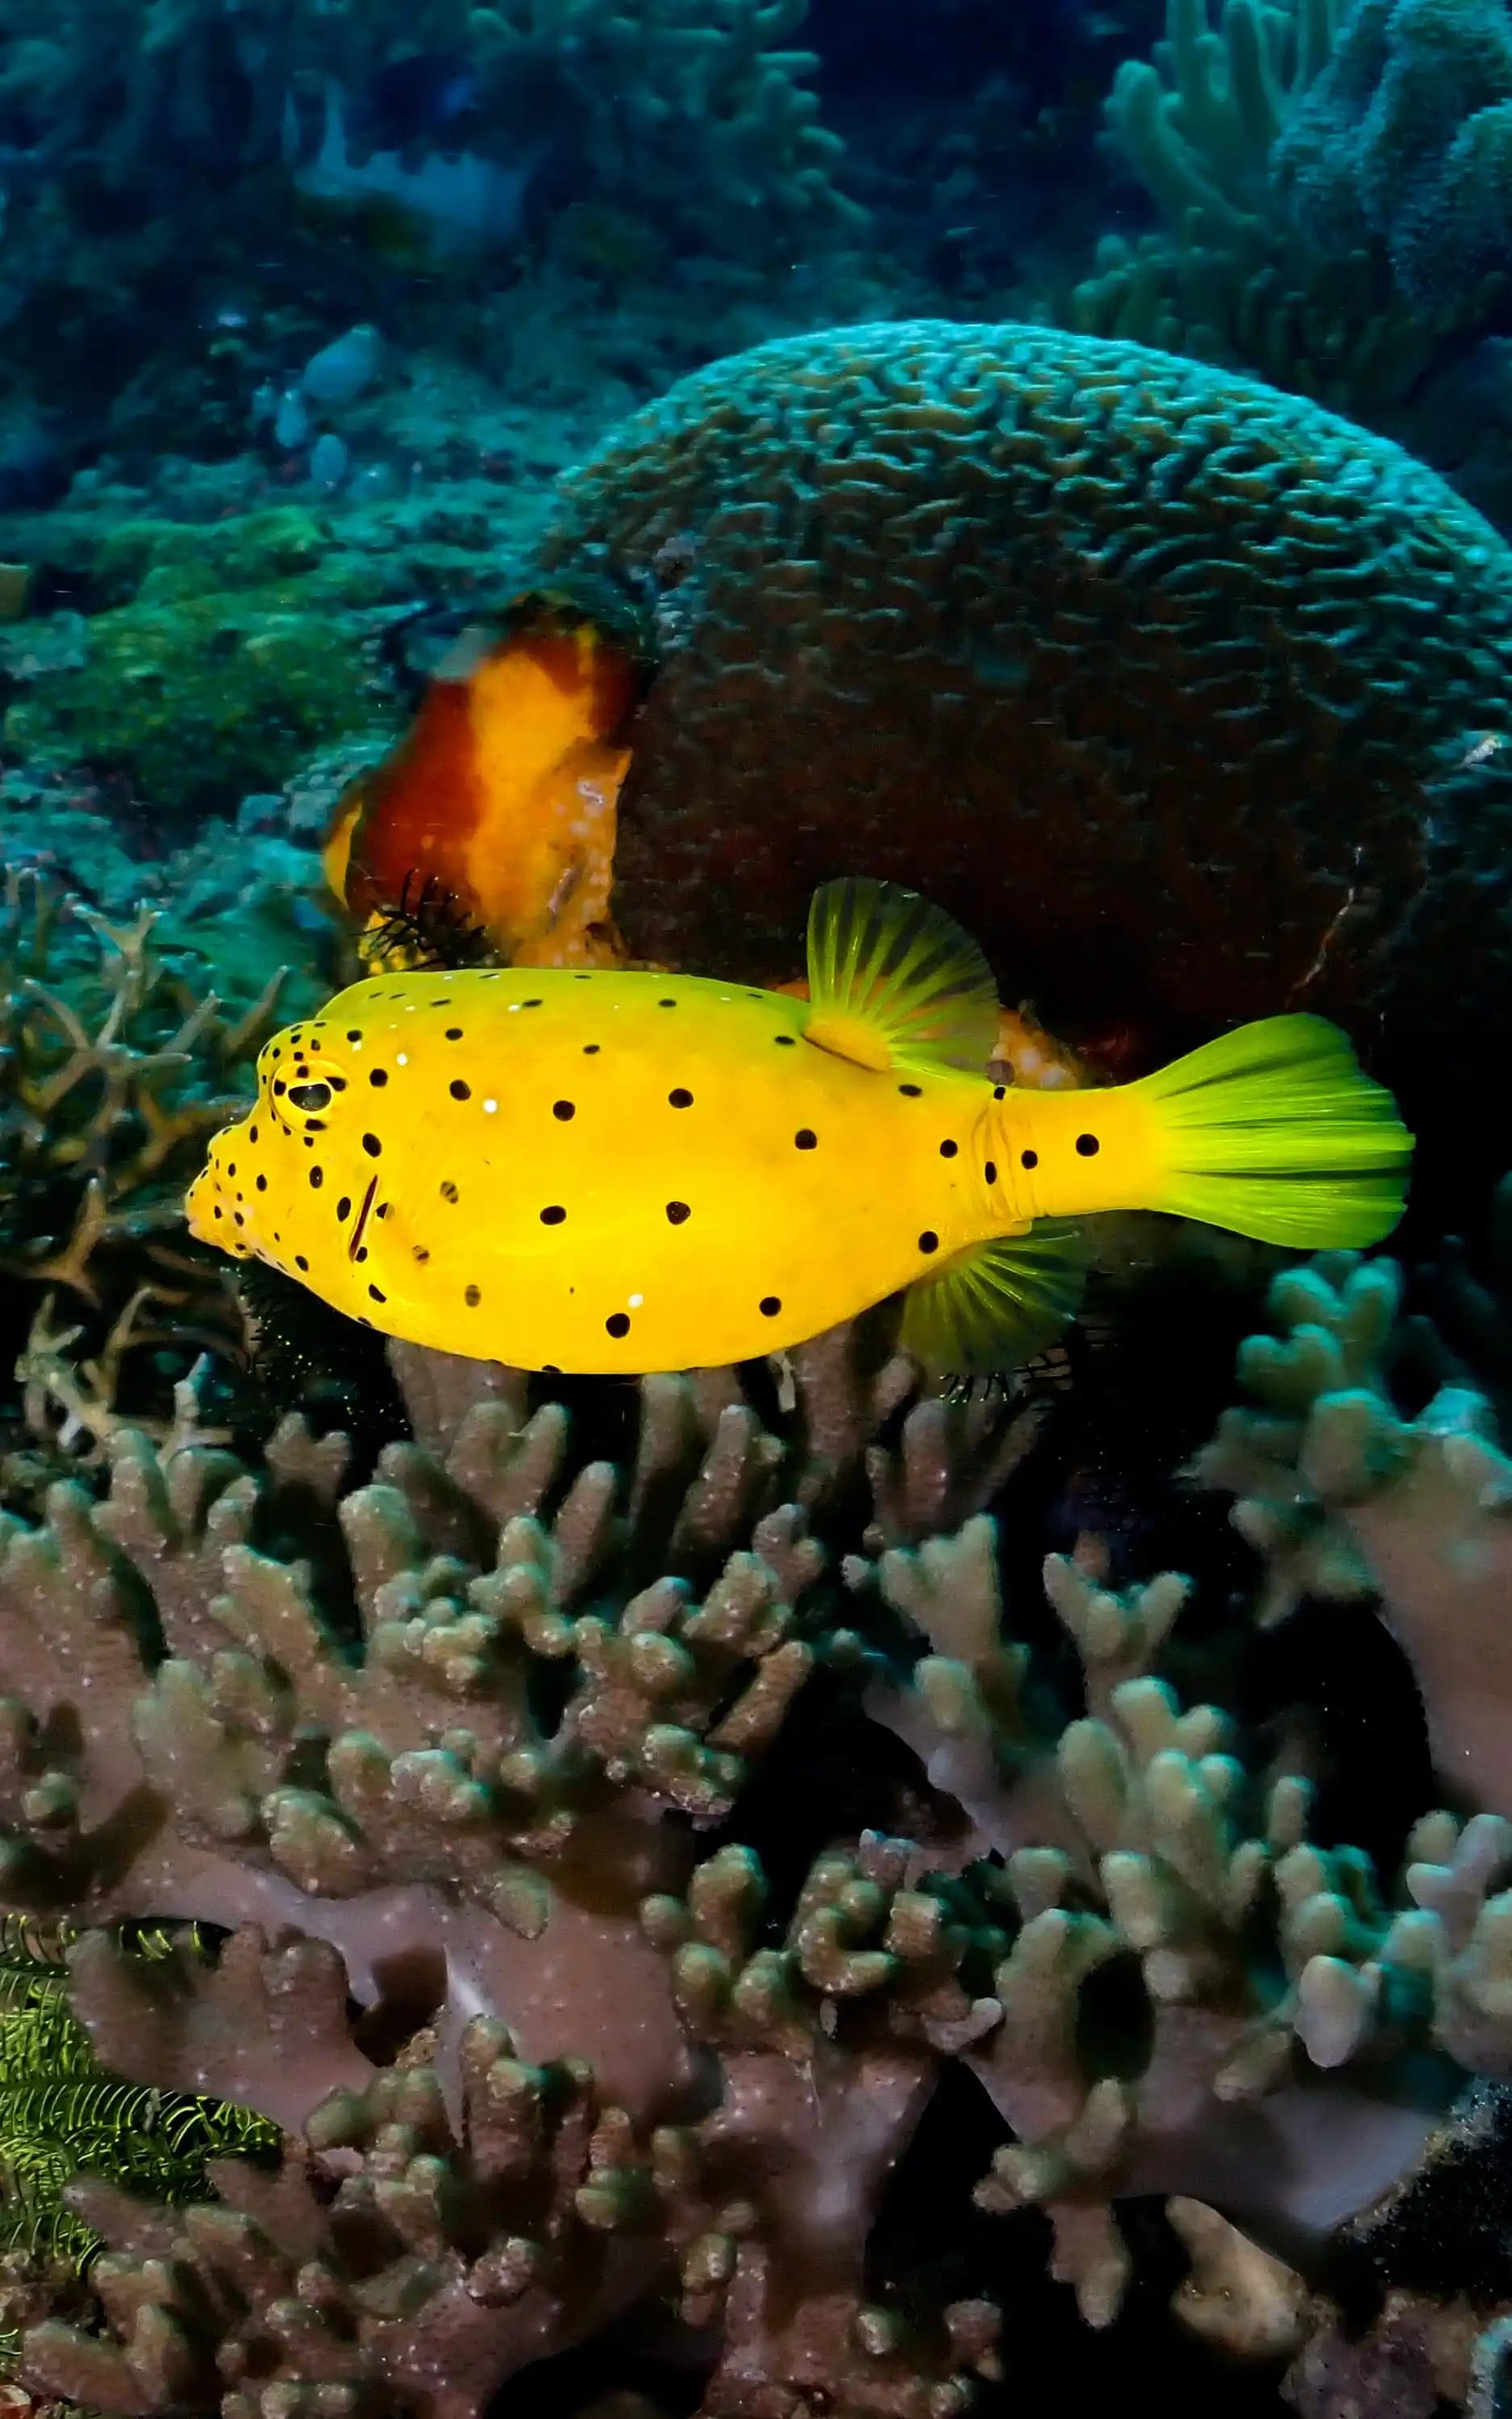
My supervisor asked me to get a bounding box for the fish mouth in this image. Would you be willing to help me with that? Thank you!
[185,1118,254,1250]
[184,1166,223,1247]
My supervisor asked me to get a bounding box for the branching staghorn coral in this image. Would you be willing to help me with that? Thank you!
[0,0,859,274]
[1073,0,1477,415]
[0,870,286,1449]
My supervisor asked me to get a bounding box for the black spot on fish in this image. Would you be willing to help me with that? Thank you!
[993,1086,1007,1100]
[659,998,677,1007]
[666,1201,690,1224]
[584,1043,601,1054]
[310,1168,323,1189]
[445,1028,463,1040]
[296,1254,309,1271]
[227,1163,237,1178]
[249,1125,259,1142]
[760,1295,781,1316]
[256,1173,267,1191]
[606,1311,631,1337]
[939,1139,958,1157]
[899,1083,922,1098]
[356,1246,369,1264]
[1021,1149,1038,1169]
[795,1129,817,1149]
[414,1245,430,1263]
[369,1284,386,1303]
[273,1081,286,1095]
[1077,1132,1100,1156]
[523,998,542,1008]
[362,1133,382,1157]
[347,1029,361,1041]
[553,1099,575,1121]
[540,1205,566,1224]
[669,1088,694,1108]
[450,1079,471,1100]
[918,1231,939,1253]
[775,1034,795,1046]
[440,1179,458,1201]
[337,1196,352,1220]
[369,1069,388,1087]
[233,1211,244,1227]
[985,1161,998,1183]
[464,1283,481,1306]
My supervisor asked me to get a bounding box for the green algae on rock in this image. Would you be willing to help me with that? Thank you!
[2,570,392,829]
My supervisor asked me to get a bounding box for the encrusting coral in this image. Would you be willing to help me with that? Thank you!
[6,1237,1512,2413]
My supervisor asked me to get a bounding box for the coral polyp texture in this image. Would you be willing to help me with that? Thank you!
[1072,0,1481,413]
[528,317,1512,1153]
[3,1266,1512,2413]
[1271,0,1512,319]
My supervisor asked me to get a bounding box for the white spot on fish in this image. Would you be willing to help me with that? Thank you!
[397,1052,409,1066]
[484,1099,498,1113]
[628,1293,644,1308]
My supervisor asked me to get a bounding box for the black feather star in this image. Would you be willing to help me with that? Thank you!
[362,871,496,974]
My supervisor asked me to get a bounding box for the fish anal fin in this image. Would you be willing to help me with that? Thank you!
[899,1224,1086,1378]
[806,878,1002,1074]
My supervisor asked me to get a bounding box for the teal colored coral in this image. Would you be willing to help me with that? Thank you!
[1077,0,1475,411]
[1272,0,1512,311]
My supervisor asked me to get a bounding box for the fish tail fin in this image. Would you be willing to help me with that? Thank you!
[1125,1014,1413,1248]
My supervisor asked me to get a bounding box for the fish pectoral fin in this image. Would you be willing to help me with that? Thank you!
[803,877,1002,1074]
[899,1223,1086,1378]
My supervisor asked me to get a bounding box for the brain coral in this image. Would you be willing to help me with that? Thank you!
[530,319,1512,1172]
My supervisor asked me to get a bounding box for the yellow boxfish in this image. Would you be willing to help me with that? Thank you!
[185,881,1413,1378]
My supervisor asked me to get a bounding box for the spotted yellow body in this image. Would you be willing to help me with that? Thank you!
[186,881,1414,1378]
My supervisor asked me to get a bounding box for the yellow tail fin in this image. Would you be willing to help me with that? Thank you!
[1128,1014,1413,1248]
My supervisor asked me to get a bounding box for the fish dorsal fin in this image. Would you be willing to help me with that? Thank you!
[803,878,1002,1074]
[900,1224,1086,1378]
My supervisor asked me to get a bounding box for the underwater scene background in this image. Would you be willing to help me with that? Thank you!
[7,2,1512,2414]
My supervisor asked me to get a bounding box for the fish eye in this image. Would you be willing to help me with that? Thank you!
[287,1081,333,1112]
